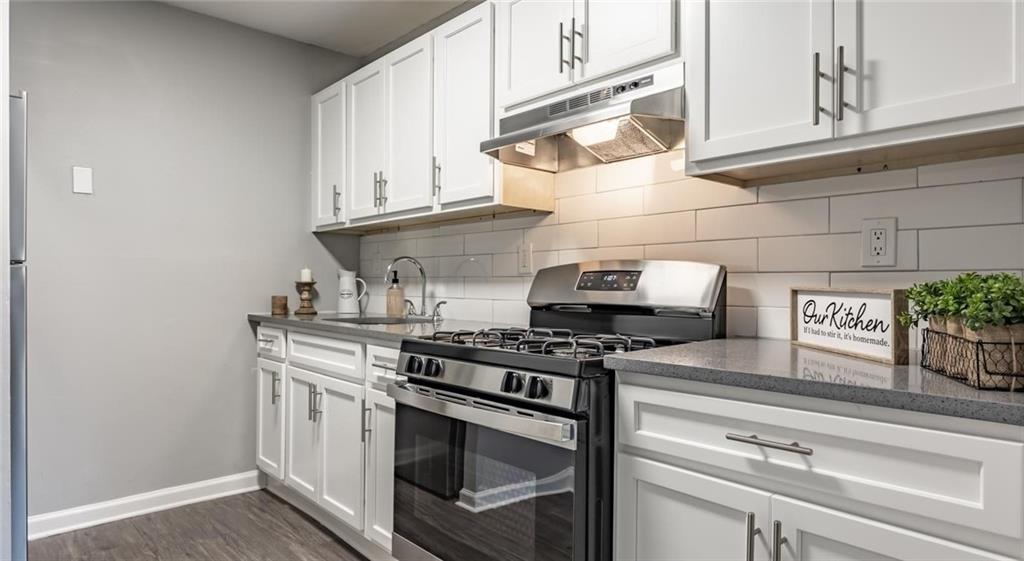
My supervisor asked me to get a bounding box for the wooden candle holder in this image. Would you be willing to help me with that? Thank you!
[295,281,317,316]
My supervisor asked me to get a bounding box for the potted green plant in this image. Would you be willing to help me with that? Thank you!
[900,272,1024,389]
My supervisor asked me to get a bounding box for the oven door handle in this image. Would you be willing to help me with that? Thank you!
[387,384,578,450]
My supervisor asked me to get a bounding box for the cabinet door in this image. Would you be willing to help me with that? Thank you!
[316,372,366,530]
[256,359,286,479]
[383,35,434,215]
[574,0,676,82]
[311,81,345,228]
[835,0,1024,137]
[284,366,319,501]
[686,0,833,161]
[433,3,495,206]
[495,0,575,108]
[771,495,1012,561]
[616,454,772,561]
[347,60,386,220]
[363,387,395,551]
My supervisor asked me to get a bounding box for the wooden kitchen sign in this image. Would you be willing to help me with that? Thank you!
[790,287,909,365]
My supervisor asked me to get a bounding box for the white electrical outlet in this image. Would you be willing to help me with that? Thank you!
[861,217,897,267]
[518,243,534,274]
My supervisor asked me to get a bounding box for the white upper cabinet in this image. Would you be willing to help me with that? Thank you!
[496,0,680,109]
[347,60,387,220]
[835,0,1024,137]
[311,82,345,228]
[384,36,435,214]
[495,0,575,108]
[575,0,677,82]
[686,0,834,161]
[433,3,495,206]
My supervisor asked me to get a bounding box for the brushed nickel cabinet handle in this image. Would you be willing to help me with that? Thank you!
[433,156,442,195]
[812,52,821,125]
[307,383,313,420]
[309,385,323,422]
[258,337,275,345]
[373,172,380,207]
[745,512,761,561]
[332,184,340,217]
[271,372,281,405]
[379,174,388,205]
[371,362,397,372]
[726,433,813,456]
[559,22,571,73]
[571,17,584,68]
[773,520,788,561]
[836,45,846,121]
[361,401,372,443]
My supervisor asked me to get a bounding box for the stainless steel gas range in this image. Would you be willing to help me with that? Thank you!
[387,260,727,561]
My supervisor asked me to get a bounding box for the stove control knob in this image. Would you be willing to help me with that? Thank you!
[500,371,524,394]
[424,358,445,378]
[406,356,425,375]
[525,376,551,400]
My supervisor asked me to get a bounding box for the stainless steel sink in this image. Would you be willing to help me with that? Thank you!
[323,316,434,325]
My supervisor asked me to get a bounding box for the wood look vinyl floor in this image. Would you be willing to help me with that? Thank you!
[29,491,367,561]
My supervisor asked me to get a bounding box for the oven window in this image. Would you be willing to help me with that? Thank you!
[394,403,580,561]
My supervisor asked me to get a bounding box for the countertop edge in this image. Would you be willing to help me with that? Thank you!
[604,354,1024,427]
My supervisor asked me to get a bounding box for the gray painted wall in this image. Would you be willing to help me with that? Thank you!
[12,1,361,514]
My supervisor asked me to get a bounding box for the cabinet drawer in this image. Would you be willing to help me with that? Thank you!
[365,344,400,390]
[256,326,286,361]
[618,383,1024,539]
[287,332,363,382]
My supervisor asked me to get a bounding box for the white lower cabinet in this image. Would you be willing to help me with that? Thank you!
[363,386,395,551]
[258,327,397,553]
[255,359,285,480]
[284,366,321,501]
[771,495,1013,561]
[316,372,366,530]
[617,454,772,561]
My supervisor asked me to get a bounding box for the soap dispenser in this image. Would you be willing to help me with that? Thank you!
[386,271,407,318]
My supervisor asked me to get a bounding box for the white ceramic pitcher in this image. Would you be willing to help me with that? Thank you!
[338,268,367,314]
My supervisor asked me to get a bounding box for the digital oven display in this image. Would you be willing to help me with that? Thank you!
[576,270,642,291]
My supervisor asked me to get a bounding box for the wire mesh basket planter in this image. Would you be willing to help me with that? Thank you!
[921,328,1024,391]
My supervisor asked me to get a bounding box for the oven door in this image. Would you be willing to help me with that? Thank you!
[388,382,586,561]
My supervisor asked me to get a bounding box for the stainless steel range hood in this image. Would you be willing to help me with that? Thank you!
[480,74,684,173]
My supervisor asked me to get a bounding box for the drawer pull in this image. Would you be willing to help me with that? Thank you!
[258,338,276,345]
[726,433,813,456]
[371,362,397,372]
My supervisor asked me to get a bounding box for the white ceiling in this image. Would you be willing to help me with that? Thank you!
[164,1,467,57]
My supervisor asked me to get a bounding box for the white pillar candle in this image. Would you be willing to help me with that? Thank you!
[300,267,313,282]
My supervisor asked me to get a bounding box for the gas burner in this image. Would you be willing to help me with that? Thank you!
[427,328,660,357]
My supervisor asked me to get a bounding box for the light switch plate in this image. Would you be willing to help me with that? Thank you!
[861,217,897,267]
[72,166,93,194]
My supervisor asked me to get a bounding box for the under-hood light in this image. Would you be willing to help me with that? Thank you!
[568,118,624,147]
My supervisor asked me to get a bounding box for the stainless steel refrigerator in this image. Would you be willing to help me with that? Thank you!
[9,92,27,561]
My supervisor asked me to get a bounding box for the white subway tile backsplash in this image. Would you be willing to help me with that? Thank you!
[465,229,524,254]
[555,167,597,198]
[558,188,644,224]
[595,150,686,190]
[558,246,644,264]
[918,153,1024,187]
[492,300,531,327]
[416,234,464,257]
[354,150,1024,340]
[918,225,1024,270]
[644,178,756,214]
[726,307,757,337]
[697,198,829,240]
[829,179,1023,233]
[758,231,919,272]
[728,273,829,307]
[644,239,758,272]
[525,222,598,251]
[756,307,791,339]
[757,169,917,202]
[598,212,695,246]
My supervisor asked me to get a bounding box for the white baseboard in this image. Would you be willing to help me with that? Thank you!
[28,470,262,540]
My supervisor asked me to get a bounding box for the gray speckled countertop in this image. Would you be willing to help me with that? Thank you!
[605,338,1024,426]
[247,312,497,344]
